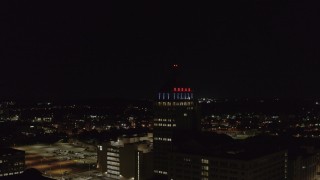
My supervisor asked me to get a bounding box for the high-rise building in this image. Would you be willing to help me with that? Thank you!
[153,65,199,178]
[0,148,25,177]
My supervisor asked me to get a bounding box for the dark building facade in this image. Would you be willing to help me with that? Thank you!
[0,148,25,177]
[153,65,199,178]
[286,147,318,180]
[169,150,286,180]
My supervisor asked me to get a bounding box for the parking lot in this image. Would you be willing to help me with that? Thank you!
[16,142,97,178]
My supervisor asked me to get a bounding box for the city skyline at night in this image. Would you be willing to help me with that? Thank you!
[2,1,320,180]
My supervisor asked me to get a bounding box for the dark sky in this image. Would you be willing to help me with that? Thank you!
[1,1,320,100]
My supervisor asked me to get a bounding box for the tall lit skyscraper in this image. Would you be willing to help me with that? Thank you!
[153,65,198,178]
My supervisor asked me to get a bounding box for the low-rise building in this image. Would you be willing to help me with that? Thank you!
[169,148,286,180]
[97,133,153,180]
[0,148,25,177]
[168,132,286,180]
[286,147,318,180]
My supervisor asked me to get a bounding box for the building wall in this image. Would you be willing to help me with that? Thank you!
[287,154,317,180]
[106,146,121,179]
[136,150,153,180]
[169,150,286,180]
[97,144,121,179]
[120,144,136,179]
[97,137,153,180]
[0,148,25,178]
[154,91,197,176]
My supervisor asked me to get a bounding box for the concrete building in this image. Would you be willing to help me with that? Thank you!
[153,64,199,178]
[168,133,286,180]
[286,147,318,180]
[0,148,25,177]
[169,150,286,180]
[97,133,153,180]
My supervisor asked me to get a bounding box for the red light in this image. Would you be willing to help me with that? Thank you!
[173,88,176,92]
[177,88,180,92]
[188,88,191,92]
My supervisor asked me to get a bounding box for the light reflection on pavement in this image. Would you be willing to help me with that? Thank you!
[16,142,97,179]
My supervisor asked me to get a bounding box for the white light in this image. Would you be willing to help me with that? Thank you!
[137,152,140,180]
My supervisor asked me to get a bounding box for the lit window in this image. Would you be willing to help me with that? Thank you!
[107,157,119,161]
[201,159,209,164]
[201,171,209,176]
[107,165,120,170]
[107,161,120,166]
[202,166,209,170]
[107,152,119,157]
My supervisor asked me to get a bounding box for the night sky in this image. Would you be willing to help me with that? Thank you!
[1,1,320,100]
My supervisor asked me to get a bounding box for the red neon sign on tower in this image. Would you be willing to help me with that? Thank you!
[173,87,192,92]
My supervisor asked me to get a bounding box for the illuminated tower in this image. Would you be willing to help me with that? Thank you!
[153,64,198,178]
